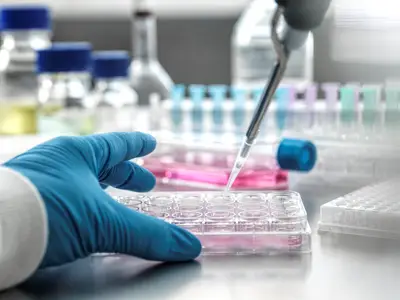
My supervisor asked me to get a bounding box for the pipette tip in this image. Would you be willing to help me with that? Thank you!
[225,166,240,191]
[225,138,253,191]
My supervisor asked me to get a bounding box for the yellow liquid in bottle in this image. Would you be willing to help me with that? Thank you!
[0,103,38,135]
[38,104,95,135]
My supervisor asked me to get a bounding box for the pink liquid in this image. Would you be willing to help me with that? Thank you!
[199,235,303,252]
[142,151,288,190]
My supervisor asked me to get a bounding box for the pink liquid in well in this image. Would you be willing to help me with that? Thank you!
[142,151,289,190]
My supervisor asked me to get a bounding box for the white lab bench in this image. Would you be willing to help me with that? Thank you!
[4,174,399,300]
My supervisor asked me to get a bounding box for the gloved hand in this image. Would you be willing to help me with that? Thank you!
[3,132,201,269]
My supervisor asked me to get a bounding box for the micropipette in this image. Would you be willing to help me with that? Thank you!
[226,1,330,190]
[226,7,290,190]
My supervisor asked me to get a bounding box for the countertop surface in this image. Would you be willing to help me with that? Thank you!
[5,178,400,300]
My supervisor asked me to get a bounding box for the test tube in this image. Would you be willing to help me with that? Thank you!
[208,85,228,130]
[170,84,185,129]
[305,83,317,110]
[230,87,247,129]
[189,84,206,133]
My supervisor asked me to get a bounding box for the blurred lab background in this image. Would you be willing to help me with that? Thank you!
[1,0,400,190]
[4,0,399,85]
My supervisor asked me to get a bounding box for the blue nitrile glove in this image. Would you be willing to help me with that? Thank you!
[3,132,201,268]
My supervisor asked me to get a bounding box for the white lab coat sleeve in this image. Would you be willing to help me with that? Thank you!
[0,166,48,291]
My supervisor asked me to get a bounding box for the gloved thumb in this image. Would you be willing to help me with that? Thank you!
[97,196,202,261]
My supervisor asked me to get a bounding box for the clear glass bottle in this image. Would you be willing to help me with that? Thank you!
[89,51,138,133]
[0,5,51,135]
[231,0,314,92]
[130,9,173,106]
[36,42,95,135]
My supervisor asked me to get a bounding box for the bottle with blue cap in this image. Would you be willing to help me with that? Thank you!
[130,7,173,106]
[36,42,95,135]
[0,5,51,135]
[89,51,138,132]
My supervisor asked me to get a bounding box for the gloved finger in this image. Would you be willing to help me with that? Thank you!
[100,161,156,192]
[100,183,109,190]
[85,132,157,171]
[98,197,202,261]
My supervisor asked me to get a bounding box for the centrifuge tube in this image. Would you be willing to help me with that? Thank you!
[274,86,293,131]
[209,85,227,109]
[189,84,206,132]
[209,85,228,129]
[170,84,185,129]
[384,86,400,110]
[276,85,296,110]
[339,85,358,125]
[231,87,247,128]
[321,82,340,111]
[171,84,185,105]
[362,84,381,110]
[340,86,357,111]
[189,85,205,107]
[252,87,264,103]
[346,82,361,106]
[305,84,317,110]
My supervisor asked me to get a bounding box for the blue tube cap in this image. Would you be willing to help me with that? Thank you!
[171,84,186,100]
[37,42,92,73]
[92,51,130,78]
[277,139,317,172]
[0,5,51,30]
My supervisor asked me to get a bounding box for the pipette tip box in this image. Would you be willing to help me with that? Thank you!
[114,191,311,255]
[318,178,400,239]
